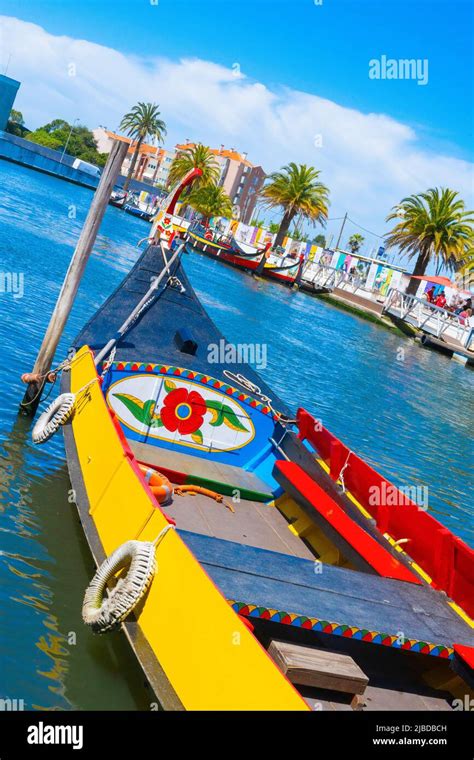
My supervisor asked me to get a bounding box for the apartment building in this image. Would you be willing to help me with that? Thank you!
[175,142,266,224]
[93,127,175,186]
[93,129,265,220]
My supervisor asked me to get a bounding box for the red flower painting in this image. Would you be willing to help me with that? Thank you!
[160,387,206,435]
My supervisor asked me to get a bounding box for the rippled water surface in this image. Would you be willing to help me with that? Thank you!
[0,162,472,710]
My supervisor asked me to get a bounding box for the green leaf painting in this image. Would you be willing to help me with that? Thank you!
[113,393,161,427]
[164,379,177,393]
[205,400,248,432]
[190,429,203,444]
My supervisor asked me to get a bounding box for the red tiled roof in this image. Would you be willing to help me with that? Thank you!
[175,142,254,167]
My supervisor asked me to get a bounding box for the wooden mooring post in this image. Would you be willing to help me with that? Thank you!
[19,139,129,417]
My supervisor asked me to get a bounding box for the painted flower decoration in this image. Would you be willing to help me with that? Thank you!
[113,376,249,447]
[160,387,206,436]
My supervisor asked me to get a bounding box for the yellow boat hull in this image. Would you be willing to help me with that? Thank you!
[64,346,308,711]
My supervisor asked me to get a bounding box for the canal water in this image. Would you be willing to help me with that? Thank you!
[0,161,472,710]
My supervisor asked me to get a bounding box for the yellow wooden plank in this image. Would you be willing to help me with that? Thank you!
[69,347,308,711]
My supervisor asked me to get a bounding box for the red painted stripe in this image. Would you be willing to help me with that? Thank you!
[453,644,474,672]
[296,408,474,618]
[275,460,421,584]
[136,459,188,486]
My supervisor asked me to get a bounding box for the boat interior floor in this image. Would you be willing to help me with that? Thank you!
[130,440,314,559]
[165,490,315,559]
[302,684,452,711]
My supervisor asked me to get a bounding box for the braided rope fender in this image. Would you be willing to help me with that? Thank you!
[82,540,157,634]
[32,393,76,445]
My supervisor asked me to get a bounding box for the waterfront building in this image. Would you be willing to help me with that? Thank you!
[175,142,266,224]
[0,74,21,131]
[94,130,265,217]
[93,127,176,187]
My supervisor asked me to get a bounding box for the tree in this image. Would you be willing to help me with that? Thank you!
[347,233,365,254]
[290,228,308,242]
[168,143,220,189]
[312,234,326,247]
[6,108,28,136]
[26,129,63,150]
[25,120,108,166]
[187,185,233,224]
[41,119,70,134]
[386,188,474,294]
[9,109,24,125]
[250,218,265,228]
[259,163,329,248]
[119,102,167,191]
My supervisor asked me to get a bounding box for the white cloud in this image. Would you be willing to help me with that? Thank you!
[1,15,473,241]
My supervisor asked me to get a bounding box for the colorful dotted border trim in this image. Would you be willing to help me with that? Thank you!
[229,600,453,659]
[108,361,276,419]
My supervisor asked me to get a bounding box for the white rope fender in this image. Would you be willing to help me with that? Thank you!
[31,393,76,445]
[82,525,174,634]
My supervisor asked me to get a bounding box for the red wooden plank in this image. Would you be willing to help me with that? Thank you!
[276,460,421,585]
[296,407,474,619]
[453,644,474,671]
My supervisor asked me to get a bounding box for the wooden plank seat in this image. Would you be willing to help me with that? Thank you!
[273,460,421,584]
[179,530,474,653]
[268,639,369,707]
[130,440,274,502]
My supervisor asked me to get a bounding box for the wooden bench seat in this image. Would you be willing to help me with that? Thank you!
[268,639,368,707]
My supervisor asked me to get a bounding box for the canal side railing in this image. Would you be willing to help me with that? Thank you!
[302,263,369,295]
[384,289,473,349]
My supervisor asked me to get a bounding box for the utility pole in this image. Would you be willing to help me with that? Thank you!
[19,139,129,417]
[334,212,348,251]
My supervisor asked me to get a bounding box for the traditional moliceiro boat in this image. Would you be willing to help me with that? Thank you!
[33,174,474,711]
[186,223,304,286]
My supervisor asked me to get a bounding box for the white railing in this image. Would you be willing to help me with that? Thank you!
[384,289,473,349]
[302,264,368,294]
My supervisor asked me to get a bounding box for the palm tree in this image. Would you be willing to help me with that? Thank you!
[187,185,233,225]
[168,143,220,190]
[386,188,474,294]
[119,103,167,191]
[347,233,365,254]
[259,163,329,248]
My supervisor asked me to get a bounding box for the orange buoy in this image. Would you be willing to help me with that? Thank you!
[139,464,173,505]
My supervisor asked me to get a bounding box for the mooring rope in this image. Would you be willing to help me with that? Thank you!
[20,352,88,408]
[152,523,175,546]
[337,450,353,493]
[222,370,298,425]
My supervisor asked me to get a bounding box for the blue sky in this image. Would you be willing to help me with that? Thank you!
[6,0,473,159]
[0,2,472,250]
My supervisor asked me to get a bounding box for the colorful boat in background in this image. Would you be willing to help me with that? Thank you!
[110,189,163,222]
[31,173,474,711]
[186,223,305,287]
